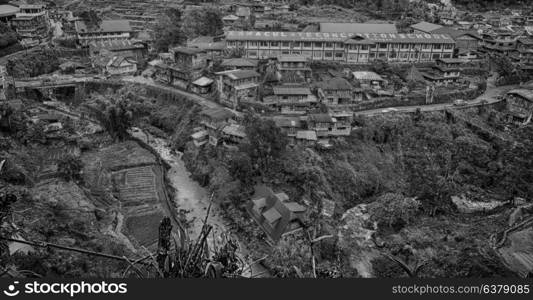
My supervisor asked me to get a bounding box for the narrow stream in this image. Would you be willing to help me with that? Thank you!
[132,129,270,277]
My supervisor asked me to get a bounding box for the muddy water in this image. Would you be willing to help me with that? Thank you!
[135,131,270,277]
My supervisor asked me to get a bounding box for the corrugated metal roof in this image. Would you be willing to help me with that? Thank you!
[296,130,317,140]
[508,89,533,102]
[273,85,311,95]
[192,77,213,86]
[0,5,19,17]
[352,71,384,81]
[410,21,443,33]
[226,31,455,44]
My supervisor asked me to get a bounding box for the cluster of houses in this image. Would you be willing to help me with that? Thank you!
[2,2,533,148]
[408,12,533,74]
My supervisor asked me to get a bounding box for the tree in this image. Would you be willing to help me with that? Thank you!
[0,22,18,49]
[98,99,133,141]
[242,115,287,176]
[153,8,185,52]
[57,154,83,182]
[368,193,419,229]
[182,7,223,39]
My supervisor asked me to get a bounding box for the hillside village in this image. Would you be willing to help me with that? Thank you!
[1,0,533,279]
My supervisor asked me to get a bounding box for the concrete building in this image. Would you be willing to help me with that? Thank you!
[215,69,260,108]
[76,19,132,45]
[10,4,50,43]
[226,31,455,63]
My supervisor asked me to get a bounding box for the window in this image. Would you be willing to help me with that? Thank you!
[325,51,333,58]
[313,51,322,58]
[335,43,343,49]
[442,53,451,58]
[282,50,290,55]
[335,52,344,58]
[282,42,290,47]
[378,52,386,58]
[314,42,322,48]
[379,43,388,49]
[325,42,333,48]
[433,44,441,50]
[271,41,279,47]
[361,45,369,51]
[292,50,301,55]
[249,41,258,47]
[432,53,441,59]
[303,42,312,48]
[260,41,268,47]
[444,44,453,49]
[293,42,300,48]
[248,50,257,58]
[227,41,236,47]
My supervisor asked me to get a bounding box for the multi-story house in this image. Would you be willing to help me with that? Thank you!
[273,116,302,138]
[276,55,312,82]
[481,30,520,56]
[422,58,462,86]
[226,31,455,64]
[516,38,533,74]
[505,89,533,124]
[215,69,260,109]
[199,107,237,146]
[89,40,147,61]
[11,4,50,43]
[267,85,317,115]
[169,47,208,70]
[76,19,132,46]
[431,27,482,51]
[316,77,358,107]
[307,113,351,138]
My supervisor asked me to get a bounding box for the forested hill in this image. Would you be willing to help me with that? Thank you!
[452,0,530,10]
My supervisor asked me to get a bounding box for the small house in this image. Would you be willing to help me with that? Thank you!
[247,185,306,244]
[106,56,137,76]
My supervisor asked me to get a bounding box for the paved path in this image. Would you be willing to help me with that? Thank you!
[355,74,517,116]
[121,76,222,109]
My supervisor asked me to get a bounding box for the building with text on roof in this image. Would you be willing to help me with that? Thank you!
[226,31,455,63]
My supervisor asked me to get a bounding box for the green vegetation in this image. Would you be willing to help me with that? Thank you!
[183,106,532,277]
[6,49,60,78]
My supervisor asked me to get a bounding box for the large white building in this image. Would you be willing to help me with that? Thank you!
[226,31,456,63]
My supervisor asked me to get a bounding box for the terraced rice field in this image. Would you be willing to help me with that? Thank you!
[113,166,159,208]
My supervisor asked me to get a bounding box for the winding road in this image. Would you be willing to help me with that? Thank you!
[355,76,517,116]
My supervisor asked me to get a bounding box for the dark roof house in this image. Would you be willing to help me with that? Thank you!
[410,21,443,34]
[247,185,306,243]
